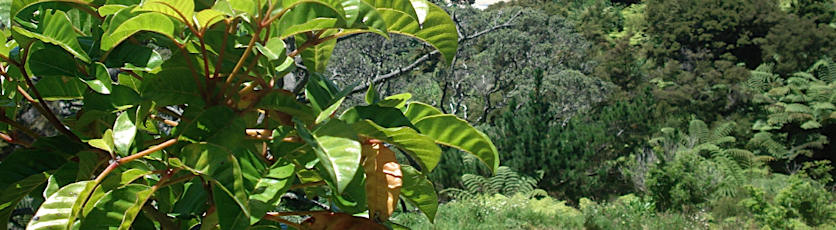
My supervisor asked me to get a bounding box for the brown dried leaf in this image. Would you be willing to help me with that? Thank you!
[362,142,403,222]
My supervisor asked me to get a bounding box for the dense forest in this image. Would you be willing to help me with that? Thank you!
[0,0,835,229]
[326,0,836,228]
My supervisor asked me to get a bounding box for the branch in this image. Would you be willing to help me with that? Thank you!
[348,11,520,94]
[18,71,81,142]
[142,203,180,230]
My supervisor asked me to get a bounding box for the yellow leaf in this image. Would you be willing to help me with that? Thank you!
[362,142,403,222]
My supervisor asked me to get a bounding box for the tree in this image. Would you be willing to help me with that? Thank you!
[0,0,499,229]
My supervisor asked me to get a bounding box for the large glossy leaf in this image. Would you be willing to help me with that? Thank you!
[376,0,457,64]
[361,0,418,23]
[296,120,362,193]
[180,143,249,218]
[404,102,442,123]
[414,114,499,173]
[82,85,141,112]
[0,172,48,229]
[136,0,194,24]
[296,31,337,73]
[213,185,250,230]
[247,159,295,223]
[362,143,402,222]
[341,0,388,37]
[276,1,344,39]
[101,9,175,51]
[83,62,114,94]
[177,106,245,150]
[25,42,78,77]
[34,75,87,100]
[26,181,91,230]
[305,72,343,112]
[0,136,81,191]
[341,105,416,129]
[79,184,154,230]
[104,43,164,73]
[254,39,287,61]
[400,165,437,222]
[12,9,90,62]
[112,112,136,156]
[139,56,203,107]
[353,120,441,171]
[194,9,225,30]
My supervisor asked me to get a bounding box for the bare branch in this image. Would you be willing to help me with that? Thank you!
[348,11,522,94]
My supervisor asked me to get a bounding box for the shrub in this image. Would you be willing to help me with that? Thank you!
[392,194,585,230]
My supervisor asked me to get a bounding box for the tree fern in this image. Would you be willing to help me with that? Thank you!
[441,166,546,200]
[747,59,836,160]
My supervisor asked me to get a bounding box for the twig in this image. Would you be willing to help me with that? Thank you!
[150,114,179,127]
[0,111,41,139]
[16,64,81,142]
[94,139,179,184]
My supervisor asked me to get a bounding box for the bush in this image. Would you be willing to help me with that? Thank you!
[392,194,584,230]
[579,194,708,230]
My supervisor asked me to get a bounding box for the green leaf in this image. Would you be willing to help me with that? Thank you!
[83,62,114,94]
[296,120,362,193]
[404,102,442,124]
[83,85,141,112]
[315,97,344,124]
[0,136,81,190]
[101,9,175,51]
[227,0,264,16]
[105,43,164,73]
[12,9,91,62]
[26,42,78,77]
[137,0,194,24]
[354,120,441,171]
[801,120,822,129]
[305,72,342,112]
[377,0,457,64]
[276,2,344,39]
[342,0,388,37]
[99,5,128,16]
[34,75,87,100]
[365,82,380,105]
[341,105,416,129]
[213,184,250,230]
[113,112,136,156]
[79,184,154,230]
[177,106,244,148]
[0,172,48,230]
[88,129,115,154]
[255,39,287,61]
[362,0,419,23]
[414,115,499,173]
[400,165,437,222]
[256,91,316,123]
[378,93,411,108]
[296,31,338,73]
[248,159,295,223]
[140,57,204,106]
[195,9,225,30]
[180,143,249,217]
[27,181,91,230]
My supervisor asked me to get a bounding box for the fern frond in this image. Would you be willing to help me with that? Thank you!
[689,119,710,144]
